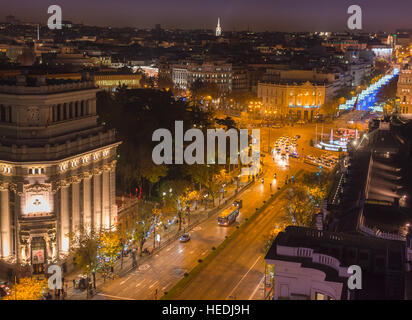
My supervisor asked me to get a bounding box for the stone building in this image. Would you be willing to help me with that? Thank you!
[258,80,326,121]
[397,66,412,115]
[0,75,121,274]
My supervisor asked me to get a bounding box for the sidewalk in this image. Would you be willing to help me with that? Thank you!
[62,171,256,300]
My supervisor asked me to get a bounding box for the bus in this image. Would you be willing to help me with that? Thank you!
[218,207,239,226]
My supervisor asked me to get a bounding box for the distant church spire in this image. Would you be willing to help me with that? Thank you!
[216,17,222,37]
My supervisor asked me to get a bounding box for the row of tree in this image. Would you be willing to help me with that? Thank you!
[262,170,333,255]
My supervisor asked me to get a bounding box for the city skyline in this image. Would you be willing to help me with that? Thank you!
[1,0,412,32]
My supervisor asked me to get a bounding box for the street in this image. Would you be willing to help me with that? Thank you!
[91,121,326,300]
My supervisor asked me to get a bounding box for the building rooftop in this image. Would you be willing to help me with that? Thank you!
[0,76,96,95]
[265,226,406,299]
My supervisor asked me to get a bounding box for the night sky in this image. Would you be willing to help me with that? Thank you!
[1,0,411,32]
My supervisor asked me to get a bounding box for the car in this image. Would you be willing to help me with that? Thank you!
[180,233,191,242]
[233,200,243,208]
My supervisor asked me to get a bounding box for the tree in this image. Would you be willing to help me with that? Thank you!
[262,224,286,255]
[301,171,330,207]
[69,227,100,290]
[321,100,339,117]
[151,207,162,249]
[142,164,168,198]
[4,277,48,300]
[204,171,223,207]
[161,180,200,231]
[132,202,154,256]
[99,230,123,269]
[96,88,213,199]
[190,79,220,105]
[215,116,237,130]
[281,186,317,227]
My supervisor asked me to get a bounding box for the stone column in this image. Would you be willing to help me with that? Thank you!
[93,173,102,231]
[0,187,11,258]
[90,98,97,115]
[109,167,116,226]
[59,104,63,121]
[102,170,110,230]
[83,177,92,228]
[72,182,80,232]
[60,187,70,253]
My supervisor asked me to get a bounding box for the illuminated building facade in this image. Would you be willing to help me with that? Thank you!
[0,76,120,273]
[258,80,326,120]
[397,67,412,114]
[188,61,232,93]
[93,72,142,91]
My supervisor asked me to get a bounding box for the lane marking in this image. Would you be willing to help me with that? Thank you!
[149,280,159,289]
[249,275,265,300]
[135,280,144,287]
[120,277,130,285]
[97,293,135,300]
[226,255,261,299]
[162,283,172,291]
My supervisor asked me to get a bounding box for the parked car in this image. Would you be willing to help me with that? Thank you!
[180,233,191,242]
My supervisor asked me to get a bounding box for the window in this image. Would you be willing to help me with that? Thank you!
[28,167,45,175]
[60,163,68,171]
[315,292,325,300]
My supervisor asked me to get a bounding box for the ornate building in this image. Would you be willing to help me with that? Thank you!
[258,80,326,121]
[0,75,121,273]
[397,65,412,115]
